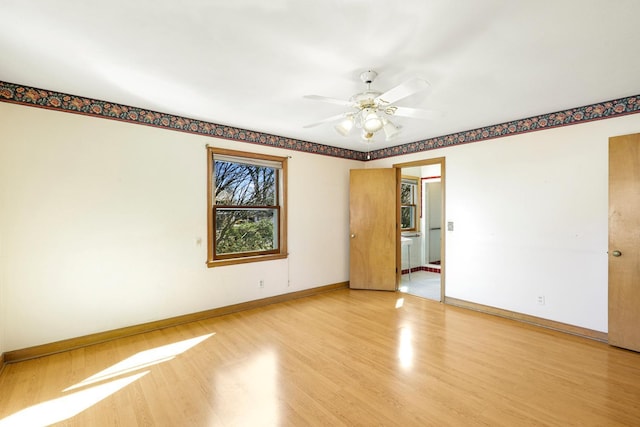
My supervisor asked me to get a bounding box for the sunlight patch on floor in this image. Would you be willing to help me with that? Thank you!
[0,372,148,427]
[65,333,215,392]
[0,333,215,426]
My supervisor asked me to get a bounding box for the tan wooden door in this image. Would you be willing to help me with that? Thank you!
[349,168,398,290]
[609,133,640,352]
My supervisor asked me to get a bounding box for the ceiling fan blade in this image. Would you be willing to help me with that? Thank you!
[303,112,350,128]
[374,77,431,105]
[385,106,443,120]
[303,95,353,107]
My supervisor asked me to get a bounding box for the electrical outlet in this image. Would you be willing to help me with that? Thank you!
[259,280,264,288]
[537,295,545,305]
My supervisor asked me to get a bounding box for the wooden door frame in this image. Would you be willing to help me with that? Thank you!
[393,157,446,301]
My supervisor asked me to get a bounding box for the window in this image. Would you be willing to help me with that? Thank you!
[207,147,287,267]
[401,177,419,231]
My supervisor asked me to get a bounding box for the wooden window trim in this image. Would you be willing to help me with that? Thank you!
[401,176,420,232]
[207,147,288,268]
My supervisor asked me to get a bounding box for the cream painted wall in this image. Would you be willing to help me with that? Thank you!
[0,102,360,351]
[0,133,7,355]
[370,114,640,332]
[0,226,5,355]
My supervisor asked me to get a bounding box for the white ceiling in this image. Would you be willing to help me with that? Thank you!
[1,0,639,151]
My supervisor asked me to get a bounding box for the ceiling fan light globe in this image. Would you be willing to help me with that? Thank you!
[363,111,383,133]
[334,116,354,136]
[383,120,400,140]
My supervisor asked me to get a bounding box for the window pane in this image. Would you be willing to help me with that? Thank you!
[214,161,276,206]
[215,208,278,255]
[401,206,415,229]
[401,183,414,204]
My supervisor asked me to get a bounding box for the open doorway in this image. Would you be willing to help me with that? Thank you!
[394,157,445,301]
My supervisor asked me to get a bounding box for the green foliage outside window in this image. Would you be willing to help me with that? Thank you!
[214,160,279,257]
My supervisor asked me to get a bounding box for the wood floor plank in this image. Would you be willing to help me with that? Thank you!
[1,289,640,426]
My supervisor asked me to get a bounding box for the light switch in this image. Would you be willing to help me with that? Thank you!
[447,221,454,231]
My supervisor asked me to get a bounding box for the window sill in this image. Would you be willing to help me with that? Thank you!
[207,253,288,268]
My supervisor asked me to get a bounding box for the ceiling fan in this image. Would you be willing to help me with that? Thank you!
[304,70,439,142]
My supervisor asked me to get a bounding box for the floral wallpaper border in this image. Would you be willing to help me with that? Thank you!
[368,94,640,160]
[0,81,365,161]
[1,80,639,161]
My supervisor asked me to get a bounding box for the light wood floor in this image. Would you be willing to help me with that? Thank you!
[1,289,640,426]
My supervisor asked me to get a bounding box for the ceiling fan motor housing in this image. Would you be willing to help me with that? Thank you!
[360,70,378,85]
[350,91,382,108]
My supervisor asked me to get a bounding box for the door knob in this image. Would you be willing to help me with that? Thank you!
[612,250,622,257]
[350,234,356,239]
